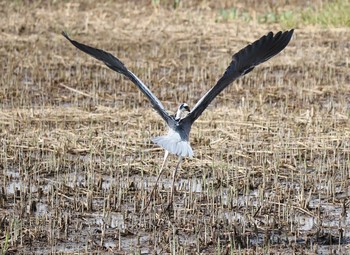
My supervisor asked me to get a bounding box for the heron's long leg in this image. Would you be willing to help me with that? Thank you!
[144,150,170,211]
[169,156,183,205]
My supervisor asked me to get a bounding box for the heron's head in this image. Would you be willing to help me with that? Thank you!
[175,103,191,121]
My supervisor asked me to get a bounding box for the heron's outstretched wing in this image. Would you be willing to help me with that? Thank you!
[183,30,294,124]
[62,32,174,125]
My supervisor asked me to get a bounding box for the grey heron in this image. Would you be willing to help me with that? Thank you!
[62,30,294,208]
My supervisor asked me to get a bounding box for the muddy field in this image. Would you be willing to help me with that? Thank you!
[1,1,350,254]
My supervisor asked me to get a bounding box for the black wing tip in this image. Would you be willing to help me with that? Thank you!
[266,29,294,40]
[273,29,294,35]
[287,29,294,41]
[61,31,72,41]
[278,29,295,49]
[265,29,294,54]
[264,29,292,39]
[283,29,294,40]
[276,29,294,41]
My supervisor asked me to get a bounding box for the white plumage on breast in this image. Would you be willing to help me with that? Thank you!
[152,129,193,158]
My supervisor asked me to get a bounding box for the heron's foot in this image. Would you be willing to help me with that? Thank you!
[161,200,174,215]
[166,200,173,210]
[142,186,159,214]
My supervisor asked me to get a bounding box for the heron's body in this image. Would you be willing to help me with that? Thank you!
[152,103,193,157]
[62,29,294,209]
[152,128,193,158]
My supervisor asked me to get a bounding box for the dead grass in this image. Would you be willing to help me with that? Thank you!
[1,1,350,254]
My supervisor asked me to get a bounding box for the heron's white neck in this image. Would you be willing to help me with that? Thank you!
[175,109,182,120]
[175,104,190,121]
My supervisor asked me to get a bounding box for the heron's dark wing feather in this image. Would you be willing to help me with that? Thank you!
[184,30,294,124]
[62,32,174,125]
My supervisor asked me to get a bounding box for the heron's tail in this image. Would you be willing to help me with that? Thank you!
[152,135,193,158]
